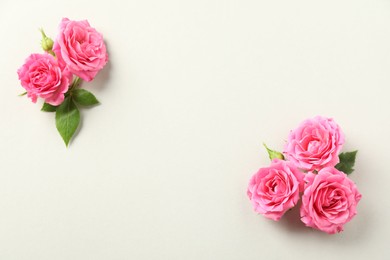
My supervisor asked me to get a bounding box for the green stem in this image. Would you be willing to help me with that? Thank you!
[69,77,82,91]
[66,77,82,98]
[73,77,82,88]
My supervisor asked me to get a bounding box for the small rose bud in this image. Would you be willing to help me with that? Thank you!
[263,143,285,160]
[40,29,54,52]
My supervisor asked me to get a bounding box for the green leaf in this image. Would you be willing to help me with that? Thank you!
[335,151,358,175]
[41,102,57,112]
[18,92,27,96]
[263,143,285,160]
[55,97,80,146]
[72,88,99,106]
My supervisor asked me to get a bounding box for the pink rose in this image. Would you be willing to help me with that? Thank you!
[284,116,345,171]
[17,53,72,106]
[247,159,304,221]
[53,18,108,82]
[300,167,361,234]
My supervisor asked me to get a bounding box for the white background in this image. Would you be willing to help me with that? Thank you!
[1,0,389,259]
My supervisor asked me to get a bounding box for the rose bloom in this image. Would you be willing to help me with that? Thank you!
[247,159,304,221]
[284,116,344,171]
[53,18,108,82]
[17,53,72,106]
[300,167,361,234]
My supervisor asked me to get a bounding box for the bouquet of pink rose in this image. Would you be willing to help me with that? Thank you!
[247,116,361,234]
[17,18,108,146]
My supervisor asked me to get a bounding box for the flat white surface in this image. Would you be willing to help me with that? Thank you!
[1,0,390,259]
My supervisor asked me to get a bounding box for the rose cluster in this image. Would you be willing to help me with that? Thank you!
[247,116,361,234]
[17,18,108,146]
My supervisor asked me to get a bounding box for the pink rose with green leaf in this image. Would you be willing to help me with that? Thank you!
[247,116,361,234]
[18,18,108,146]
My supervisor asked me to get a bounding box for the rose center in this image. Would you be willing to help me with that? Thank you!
[267,177,286,194]
[307,139,320,153]
[323,190,343,209]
